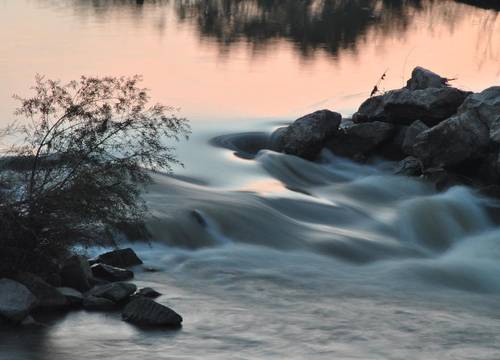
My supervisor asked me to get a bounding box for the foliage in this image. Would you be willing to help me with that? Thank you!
[0,75,189,276]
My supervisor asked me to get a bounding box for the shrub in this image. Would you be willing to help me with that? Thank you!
[0,75,189,277]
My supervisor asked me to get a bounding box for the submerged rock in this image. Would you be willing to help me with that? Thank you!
[271,110,342,160]
[406,66,449,90]
[83,295,116,311]
[122,298,182,328]
[91,263,134,282]
[60,255,93,292]
[326,121,395,159]
[0,279,38,323]
[91,248,143,268]
[86,282,137,303]
[395,156,423,177]
[15,273,67,309]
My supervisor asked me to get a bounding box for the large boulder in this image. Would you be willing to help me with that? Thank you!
[458,87,500,143]
[0,279,38,323]
[326,121,395,159]
[353,67,469,127]
[382,87,470,126]
[86,282,137,303]
[15,273,67,309]
[122,298,182,328]
[410,111,490,168]
[410,87,500,169]
[270,110,342,160]
[90,263,134,282]
[91,248,143,268]
[406,66,449,90]
[60,255,93,292]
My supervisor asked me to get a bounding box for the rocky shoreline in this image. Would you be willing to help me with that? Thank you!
[270,67,500,196]
[0,248,182,329]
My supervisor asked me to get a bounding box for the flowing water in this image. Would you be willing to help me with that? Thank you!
[2,0,500,359]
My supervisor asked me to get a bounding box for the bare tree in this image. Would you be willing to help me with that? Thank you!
[0,75,189,276]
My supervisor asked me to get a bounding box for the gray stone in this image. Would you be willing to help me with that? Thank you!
[326,121,395,159]
[353,87,469,127]
[352,95,385,123]
[402,120,429,155]
[395,156,423,177]
[271,110,342,160]
[91,263,134,282]
[0,279,38,323]
[383,87,470,126]
[86,282,137,303]
[457,87,500,143]
[15,273,67,309]
[411,97,491,168]
[135,287,162,298]
[406,66,449,90]
[122,298,182,328]
[91,248,143,268]
[83,295,116,311]
[57,287,84,306]
[268,126,287,152]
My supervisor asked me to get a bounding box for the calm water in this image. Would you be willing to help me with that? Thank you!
[2,1,500,359]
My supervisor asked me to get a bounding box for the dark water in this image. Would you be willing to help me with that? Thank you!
[1,1,500,359]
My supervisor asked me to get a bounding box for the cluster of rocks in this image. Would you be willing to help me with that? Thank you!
[270,67,500,194]
[0,248,182,329]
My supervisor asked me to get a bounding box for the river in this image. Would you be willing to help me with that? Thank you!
[1,0,500,359]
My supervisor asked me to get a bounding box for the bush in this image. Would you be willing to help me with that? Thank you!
[0,75,189,277]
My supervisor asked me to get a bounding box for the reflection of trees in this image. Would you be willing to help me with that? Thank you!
[38,0,499,61]
[456,0,500,11]
[173,0,433,58]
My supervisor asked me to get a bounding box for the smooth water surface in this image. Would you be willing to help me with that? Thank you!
[1,1,500,359]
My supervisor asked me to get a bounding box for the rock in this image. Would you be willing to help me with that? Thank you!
[82,296,116,311]
[20,315,43,327]
[60,255,93,292]
[15,273,67,309]
[268,126,288,152]
[135,287,162,298]
[91,263,134,282]
[86,282,137,303]
[422,167,464,191]
[57,287,84,306]
[271,110,342,160]
[352,95,386,123]
[122,298,182,328]
[383,87,470,126]
[0,279,38,323]
[395,156,423,177]
[326,121,395,159]
[406,66,449,90]
[91,248,143,268]
[411,103,490,169]
[353,87,469,127]
[457,87,500,144]
[402,120,429,155]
